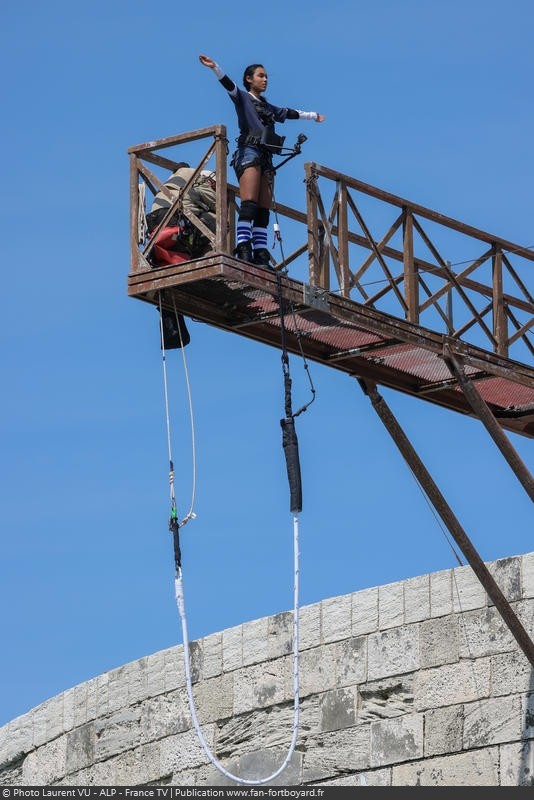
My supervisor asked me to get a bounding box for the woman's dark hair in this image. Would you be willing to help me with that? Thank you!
[242,64,264,90]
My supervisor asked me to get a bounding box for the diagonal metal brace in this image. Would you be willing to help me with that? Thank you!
[358,377,534,667]
[443,347,534,503]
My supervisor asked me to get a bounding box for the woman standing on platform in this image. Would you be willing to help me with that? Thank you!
[199,54,325,267]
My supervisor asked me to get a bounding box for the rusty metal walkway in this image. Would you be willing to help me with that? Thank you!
[128,252,534,439]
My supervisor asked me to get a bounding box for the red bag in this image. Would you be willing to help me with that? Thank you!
[150,227,190,267]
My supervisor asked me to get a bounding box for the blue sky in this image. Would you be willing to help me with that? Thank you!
[1,0,533,727]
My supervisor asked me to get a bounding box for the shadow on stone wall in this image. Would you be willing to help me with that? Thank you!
[518,669,534,785]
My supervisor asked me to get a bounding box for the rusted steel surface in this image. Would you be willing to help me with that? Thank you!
[127,255,534,438]
[128,128,534,437]
[359,379,534,666]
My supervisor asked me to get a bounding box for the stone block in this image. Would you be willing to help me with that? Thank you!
[62,689,76,733]
[95,673,109,718]
[94,706,142,761]
[32,701,51,748]
[521,552,534,600]
[70,683,87,730]
[164,645,186,692]
[379,581,404,630]
[322,593,351,643]
[370,713,423,767]
[319,688,356,732]
[487,556,522,604]
[243,617,270,666]
[195,759,241,786]
[237,747,302,785]
[233,657,291,715]
[430,570,452,618]
[140,689,190,743]
[202,632,223,679]
[298,694,322,736]
[352,587,378,637]
[216,703,295,759]
[298,603,320,651]
[268,611,293,659]
[367,626,419,681]
[335,636,367,688]
[413,659,490,711]
[5,714,33,762]
[160,728,215,774]
[222,625,243,671]
[114,741,162,786]
[22,735,67,785]
[65,722,95,775]
[297,645,338,698]
[189,640,203,684]
[47,694,65,742]
[419,614,459,668]
[125,658,149,705]
[318,767,391,785]
[54,755,117,786]
[85,678,99,722]
[301,726,370,782]
[522,691,534,737]
[0,723,11,767]
[0,757,23,786]
[423,704,463,757]
[404,575,430,624]
[392,747,499,785]
[458,606,516,658]
[107,667,130,713]
[192,673,233,723]
[451,565,487,612]
[358,675,414,722]
[145,651,167,698]
[463,695,521,748]
[500,740,534,786]
[516,597,534,639]
[491,650,534,696]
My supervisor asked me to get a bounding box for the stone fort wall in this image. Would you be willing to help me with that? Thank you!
[1,552,534,786]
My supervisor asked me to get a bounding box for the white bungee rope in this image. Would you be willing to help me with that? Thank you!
[158,296,302,784]
[175,513,301,785]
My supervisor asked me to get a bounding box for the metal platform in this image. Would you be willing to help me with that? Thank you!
[128,252,534,438]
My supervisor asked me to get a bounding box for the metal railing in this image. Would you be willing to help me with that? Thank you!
[128,128,534,364]
[304,163,534,362]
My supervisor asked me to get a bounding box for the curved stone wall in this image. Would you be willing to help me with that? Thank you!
[1,553,534,786]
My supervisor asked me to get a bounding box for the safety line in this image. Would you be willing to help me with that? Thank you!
[174,513,301,785]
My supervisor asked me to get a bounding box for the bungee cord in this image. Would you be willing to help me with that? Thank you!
[157,266,307,783]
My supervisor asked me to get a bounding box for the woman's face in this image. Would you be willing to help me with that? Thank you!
[248,66,268,94]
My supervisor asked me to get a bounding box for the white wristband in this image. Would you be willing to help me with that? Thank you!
[297,110,318,121]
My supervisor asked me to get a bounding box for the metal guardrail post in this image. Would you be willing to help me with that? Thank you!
[214,126,228,254]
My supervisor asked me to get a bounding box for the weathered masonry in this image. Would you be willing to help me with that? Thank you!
[1,552,534,786]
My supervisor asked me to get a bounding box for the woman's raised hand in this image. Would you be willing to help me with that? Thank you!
[199,54,216,69]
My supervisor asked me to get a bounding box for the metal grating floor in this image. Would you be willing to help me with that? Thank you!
[128,254,534,437]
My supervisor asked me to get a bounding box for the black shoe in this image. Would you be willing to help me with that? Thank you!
[253,248,273,268]
[234,241,253,263]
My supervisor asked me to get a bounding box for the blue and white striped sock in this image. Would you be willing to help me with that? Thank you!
[252,226,268,250]
[236,220,253,244]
